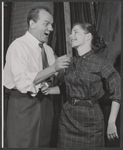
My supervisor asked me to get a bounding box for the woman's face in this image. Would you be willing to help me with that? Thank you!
[70,25,87,49]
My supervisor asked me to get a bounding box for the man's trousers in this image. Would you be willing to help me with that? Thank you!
[6,90,54,148]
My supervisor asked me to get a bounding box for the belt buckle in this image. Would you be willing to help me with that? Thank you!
[71,98,78,105]
[87,100,94,107]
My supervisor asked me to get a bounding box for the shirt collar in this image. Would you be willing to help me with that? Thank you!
[81,50,94,59]
[25,31,40,47]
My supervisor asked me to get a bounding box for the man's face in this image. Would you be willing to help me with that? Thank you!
[32,10,53,43]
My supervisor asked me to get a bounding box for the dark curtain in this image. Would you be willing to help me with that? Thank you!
[48,2,67,147]
[48,2,66,56]
[96,2,121,64]
[4,2,12,64]
[70,2,106,56]
[4,2,12,148]
[70,2,104,34]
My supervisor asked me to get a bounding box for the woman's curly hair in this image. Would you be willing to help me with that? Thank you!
[72,22,107,53]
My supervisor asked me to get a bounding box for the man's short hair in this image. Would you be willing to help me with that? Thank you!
[27,6,52,27]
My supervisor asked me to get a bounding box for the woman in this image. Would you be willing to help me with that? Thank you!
[41,22,121,148]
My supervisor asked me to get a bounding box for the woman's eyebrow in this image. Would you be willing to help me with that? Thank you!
[71,28,80,34]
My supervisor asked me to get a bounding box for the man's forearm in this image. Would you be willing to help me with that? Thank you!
[33,65,55,85]
[33,55,70,85]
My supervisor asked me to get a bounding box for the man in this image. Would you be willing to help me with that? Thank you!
[4,6,70,148]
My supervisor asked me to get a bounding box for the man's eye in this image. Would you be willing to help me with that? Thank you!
[44,23,49,26]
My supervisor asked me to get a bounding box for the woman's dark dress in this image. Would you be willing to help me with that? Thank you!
[58,50,121,148]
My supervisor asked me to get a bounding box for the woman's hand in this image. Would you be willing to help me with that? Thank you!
[40,84,60,95]
[107,122,119,141]
[40,82,50,95]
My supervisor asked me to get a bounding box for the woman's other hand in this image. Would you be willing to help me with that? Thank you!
[107,122,119,141]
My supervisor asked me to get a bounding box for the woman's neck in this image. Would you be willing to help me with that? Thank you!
[77,44,91,56]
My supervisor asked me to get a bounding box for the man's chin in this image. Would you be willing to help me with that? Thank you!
[44,37,49,43]
[40,39,48,44]
[72,45,78,49]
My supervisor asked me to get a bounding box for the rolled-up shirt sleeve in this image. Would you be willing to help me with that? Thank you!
[10,43,39,94]
[100,58,121,104]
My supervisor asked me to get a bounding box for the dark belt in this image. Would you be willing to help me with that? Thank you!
[68,97,98,107]
[11,89,49,100]
[11,89,33,99]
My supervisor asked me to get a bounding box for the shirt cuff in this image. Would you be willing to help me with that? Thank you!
[112,99,121,104]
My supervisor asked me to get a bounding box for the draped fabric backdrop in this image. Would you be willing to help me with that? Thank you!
[48,2,66,56]
[4,2,12,65]
[97,2,121,64]
[4,2,12,148]
[70,2,107,56]
[48,2,67,147]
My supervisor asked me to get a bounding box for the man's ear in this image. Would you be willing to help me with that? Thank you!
[29,20,36,29]
[86,33,92,41]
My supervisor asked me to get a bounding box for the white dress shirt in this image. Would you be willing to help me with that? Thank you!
[4,31,56,95]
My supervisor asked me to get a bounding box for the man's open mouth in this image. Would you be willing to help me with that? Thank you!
[71,39,76,43]
[44,33,49,37]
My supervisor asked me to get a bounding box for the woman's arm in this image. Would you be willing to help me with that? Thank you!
[107,101,120,140]
[100,58,121,140]
[49,86,60,94]
[41,84,60,95]
[41,80,66,95]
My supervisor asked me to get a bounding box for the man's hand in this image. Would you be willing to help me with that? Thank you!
[53,55,70,72]
[33,55,70,85]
